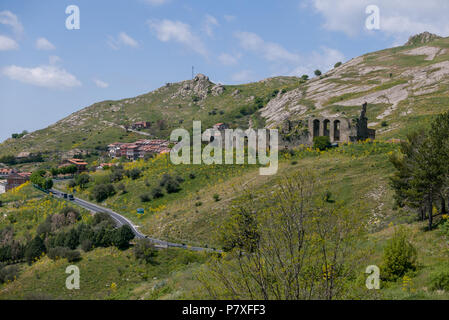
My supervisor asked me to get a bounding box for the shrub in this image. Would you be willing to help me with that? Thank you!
[159,174,173,187]
[48,247,81,262]
[92,212,115,227]
[189,173,196,179]
[113,225,135,250]
[314,69,322,76]
[301,74,309,81]
[126,168,142,180]
[92,184,116,202]
[81,239,93,252]
[430,270,449,291]
[64,228,80,250]
[116,183,127,194]
[334,62,342,68]
[140,193,151,202]
[151,187,164,199]
[109,167,124,182]
[0,264,19,284]
[65,250,81,262]
[166,179,181,194]
[381,227,417,281]
[324,190,332,203]
[43,178,53,190]
[47,247,69,260]
[36,221,52,237]
[439,220,449,237]
[134,239,157,264]
[75,173,90,189]
[60,207,81,221]
[213,194,221,202]
[381,121,388,127]
[25,236,46,265]
[313,136,331,151]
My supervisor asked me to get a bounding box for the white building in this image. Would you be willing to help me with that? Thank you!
[0,181,7,194]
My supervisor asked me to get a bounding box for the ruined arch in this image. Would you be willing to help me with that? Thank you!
[334,120,341,141]
[313,119,320,137]
[323,119,330,137]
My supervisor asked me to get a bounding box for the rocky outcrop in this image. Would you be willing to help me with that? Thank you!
[211,84,225,96]
[405,32,441,46]
[173,73,212,100]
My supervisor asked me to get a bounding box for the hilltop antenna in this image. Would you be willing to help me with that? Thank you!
[192,66,194,80]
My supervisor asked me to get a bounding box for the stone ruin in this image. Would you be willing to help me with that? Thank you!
[279,102,376,148]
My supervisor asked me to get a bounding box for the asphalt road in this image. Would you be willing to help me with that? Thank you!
[50,189,219,252]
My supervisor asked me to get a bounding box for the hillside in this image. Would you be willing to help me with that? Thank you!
[2,33,449,159]
[1,33,449,300]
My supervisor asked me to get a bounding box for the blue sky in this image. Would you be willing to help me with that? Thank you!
[1,0,448,142]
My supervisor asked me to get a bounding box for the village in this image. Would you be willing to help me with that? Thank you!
[0,135,172,194]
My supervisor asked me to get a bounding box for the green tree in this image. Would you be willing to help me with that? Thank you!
[64,228,80,250]
[200,172,366,300]
[75,173,90,189]
[92,184,115,202]
[381,227,417,281]
[25,236,46,265]
[390,129,443,229]
[126,168,142,180]
[43,178,53,190]
[314,69,322,76]
[428,111,449,215]
[113,225,135,250]
[134,239,158,264]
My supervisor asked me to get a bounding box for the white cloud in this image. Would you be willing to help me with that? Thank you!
[143,0,169,5]
[0,11,24,36]
[224,15,236,22]
[148,19,208,57]
[203,14,219,37]
[2,65,81,89]
[231,70,255,82]
[49,55,62,65]
[289,47,345,76]
[107,32,139,50]
[308,0,449,43]
[94,79,109,88]
[234,30,343,77]
[235,31,300,63]
[0,35,18,50]
[36,37,55,50]
[218,53,240,66]
[119,32,139,47]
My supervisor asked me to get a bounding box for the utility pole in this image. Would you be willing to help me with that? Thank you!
[192,66,194,80]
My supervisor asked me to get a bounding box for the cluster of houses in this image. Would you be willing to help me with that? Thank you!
[0,168,31,194]
[108,139,171,160]
[131,121,151,130]
[59,158,88,173]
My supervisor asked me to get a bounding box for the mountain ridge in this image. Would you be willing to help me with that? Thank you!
[1,33,449,161]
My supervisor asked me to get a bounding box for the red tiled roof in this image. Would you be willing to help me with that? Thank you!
[68,159,88,165]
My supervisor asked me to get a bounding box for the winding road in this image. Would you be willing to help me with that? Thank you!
[49,188,219,252]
